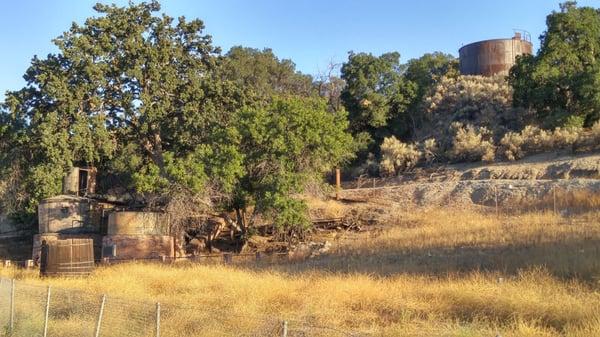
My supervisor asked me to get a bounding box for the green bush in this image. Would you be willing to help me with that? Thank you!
[447,123,495,162]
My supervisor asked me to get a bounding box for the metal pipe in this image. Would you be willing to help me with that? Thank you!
[94,295,106,337]
[9,279,14,333]
[155,302,161,337]
[43,286,51,337]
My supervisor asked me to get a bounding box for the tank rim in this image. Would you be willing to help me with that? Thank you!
[459,38,533,53]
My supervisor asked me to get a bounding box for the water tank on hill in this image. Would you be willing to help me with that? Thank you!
[459,32,533,76]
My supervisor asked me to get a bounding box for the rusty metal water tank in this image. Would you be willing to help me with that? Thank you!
[39,238,94,277]
[459,32,533,76]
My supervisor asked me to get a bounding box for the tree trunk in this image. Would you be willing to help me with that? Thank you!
[235,208,247,235]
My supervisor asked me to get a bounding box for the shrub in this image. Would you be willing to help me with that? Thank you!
[421,75,525,140]
[499,131,525,161]
[552,126,581,148]
[379,136,422,176]
[588,121,600,150]
[519,125,552,152]
[572,121,600,152]
[353,152,380,177]
[499,125,586,160]
[448,123,495,162]
[421,138,439,164]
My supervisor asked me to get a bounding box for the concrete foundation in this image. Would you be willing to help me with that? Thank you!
[102,235,174,260]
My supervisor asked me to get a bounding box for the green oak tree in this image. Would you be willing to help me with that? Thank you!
[221,46,316,103]
[1,1,355,236]
[340,52,416,152]
[509,1,600,127]
[3,1,246,214]
[235,96,354,234]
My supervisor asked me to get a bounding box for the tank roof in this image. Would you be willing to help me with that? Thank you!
[459,37,532,53]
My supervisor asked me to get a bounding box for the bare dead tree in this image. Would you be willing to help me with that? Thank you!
[316,59,345,112]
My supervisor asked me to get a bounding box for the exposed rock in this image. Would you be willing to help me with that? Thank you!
[289,241,333,259]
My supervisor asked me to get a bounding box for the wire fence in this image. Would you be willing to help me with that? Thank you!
[0,278,368,337]
[2,248,367,274]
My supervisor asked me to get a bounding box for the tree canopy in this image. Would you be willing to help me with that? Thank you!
[339,51,458,156]
[403,52,458,115]
[509,1,600,127]
[0,1,354,233]
[236,97,354,232]
[222,46,316,102]
[340,52,416,149]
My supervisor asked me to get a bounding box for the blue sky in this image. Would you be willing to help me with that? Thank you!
[0,1,598,99]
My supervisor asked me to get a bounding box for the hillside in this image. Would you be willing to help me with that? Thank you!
[338,152,600,209]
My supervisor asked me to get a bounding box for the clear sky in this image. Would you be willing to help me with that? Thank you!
[0,0,598,100]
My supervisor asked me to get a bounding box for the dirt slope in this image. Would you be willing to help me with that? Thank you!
[333,152,600,213]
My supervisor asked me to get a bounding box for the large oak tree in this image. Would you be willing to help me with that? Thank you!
[0,1,354,234]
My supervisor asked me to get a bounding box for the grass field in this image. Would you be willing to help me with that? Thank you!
[0,208,598,337]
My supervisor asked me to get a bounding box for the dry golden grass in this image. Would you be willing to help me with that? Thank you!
[284,208,600,280]
[1,264,598,337]
[340,209,599,254]
[303,195,348,219]
[0,208,598,337]
[517,189,600,214]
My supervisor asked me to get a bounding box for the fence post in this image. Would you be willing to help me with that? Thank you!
[43,286,51,337]
[494,185,499,217]
[255,252,262,262]
[553,185,557,215]
[9,279,14,333]
[155,302,161,337]
[335,168,341,200]
[94,295,106,337]
[281,320,288,337]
